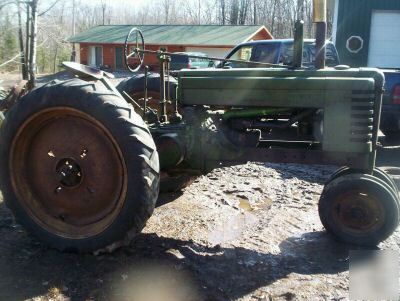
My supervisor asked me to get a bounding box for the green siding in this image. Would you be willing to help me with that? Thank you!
[68,25,268,46]
[336,0,400,67]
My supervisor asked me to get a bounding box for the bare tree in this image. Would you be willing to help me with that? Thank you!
[101,0,106,25]
[17,1,28,79]
[162,0,171,23]
[26,0,38,87]
[220,0,226,24]
[253,0,257,25]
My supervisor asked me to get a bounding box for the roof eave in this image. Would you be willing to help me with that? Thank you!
[70,41,237,47]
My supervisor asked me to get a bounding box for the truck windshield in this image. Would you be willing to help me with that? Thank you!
[224,45,255,67]
[228,45,254,61]
[225,43,280,65]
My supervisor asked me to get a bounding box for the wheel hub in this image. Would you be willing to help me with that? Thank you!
[56,158,82,188]
[333,191,384,233]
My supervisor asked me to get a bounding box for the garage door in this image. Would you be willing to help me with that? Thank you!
[368,11,400,68]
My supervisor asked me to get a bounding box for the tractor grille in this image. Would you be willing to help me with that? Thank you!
[350,90,375,143]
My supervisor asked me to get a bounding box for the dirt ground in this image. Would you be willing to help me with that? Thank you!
[0,143,399,301]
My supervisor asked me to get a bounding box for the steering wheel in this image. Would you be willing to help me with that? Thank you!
[124,27,145,73]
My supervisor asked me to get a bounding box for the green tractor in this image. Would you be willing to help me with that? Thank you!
[0,0,398,252]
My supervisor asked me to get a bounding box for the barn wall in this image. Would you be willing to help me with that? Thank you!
[79,43,186,71]
[80,44,88,65]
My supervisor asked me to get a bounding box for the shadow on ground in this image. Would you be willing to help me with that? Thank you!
[0,198,352,301]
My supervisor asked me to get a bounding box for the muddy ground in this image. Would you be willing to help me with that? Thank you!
[0,143,399,301]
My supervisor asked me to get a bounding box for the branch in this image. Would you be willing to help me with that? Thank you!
[0,53,22,68]
[38,0,62,16]
[0,1,16,10]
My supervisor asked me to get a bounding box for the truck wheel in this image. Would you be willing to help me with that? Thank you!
[319,174,399,246]
[0,78,160,252]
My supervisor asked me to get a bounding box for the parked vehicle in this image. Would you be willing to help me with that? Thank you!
[117,39,339,108]
[170,52,214,70]
[378,69,400,140]
[222,39,340,68]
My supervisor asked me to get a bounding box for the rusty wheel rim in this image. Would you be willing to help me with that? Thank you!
[332,190,385,235]
[10,107,127,239]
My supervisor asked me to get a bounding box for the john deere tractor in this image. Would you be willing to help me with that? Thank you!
[0,0,398,252]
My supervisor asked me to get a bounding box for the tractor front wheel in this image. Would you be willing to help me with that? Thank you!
[319,173,399,246]
[0,79,160,252]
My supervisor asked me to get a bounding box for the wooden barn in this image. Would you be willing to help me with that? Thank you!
[68,25,273,71]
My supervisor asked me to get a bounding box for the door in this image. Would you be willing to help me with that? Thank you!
[89,46,103,67]
[368,11,400,68]
[115,46,124,70]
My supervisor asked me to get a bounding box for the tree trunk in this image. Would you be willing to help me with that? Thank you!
[28,0,38,88]
[17,1,28,80]
[53,45,58,73]
[271,0,277,36]
[253,0,257,25]
[71,0,76,61]
[25,3,30,81]
[230,0,239,25]
[239,0,249,25]
[221,0,225,25]
[297,0,304,20]
[198,0,201,24]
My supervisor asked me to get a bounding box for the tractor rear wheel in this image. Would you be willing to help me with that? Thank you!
[116,73,177,115]
[0,79,160,252]
[319,173,399,246]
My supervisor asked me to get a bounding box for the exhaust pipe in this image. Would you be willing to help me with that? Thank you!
[293,20,304,69]
[313,0,327,69]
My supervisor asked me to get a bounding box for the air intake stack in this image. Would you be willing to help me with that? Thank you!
[313,0,327,69]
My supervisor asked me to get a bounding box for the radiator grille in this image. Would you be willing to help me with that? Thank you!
[350,91,375,143]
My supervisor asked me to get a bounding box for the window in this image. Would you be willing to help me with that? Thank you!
[278,44,310,66]
[89,46,103,67]
[325,44,339,67]
[308,43,339,67]
[253,44,279,64]
[279,44,294,65]
[225,45,254,67]
[229,46,253,61]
